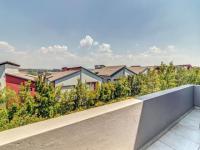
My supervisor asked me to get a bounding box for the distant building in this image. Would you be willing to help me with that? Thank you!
[92,65,135,82]
[0,61,36,94]
[176,64,192,70]
[47,66,103,91]
[145,64,193,71]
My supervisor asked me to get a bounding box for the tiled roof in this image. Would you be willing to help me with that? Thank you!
[47,70,80,82]
[6,72,36,81]
[92,65,125,77]
[128,66,147,74]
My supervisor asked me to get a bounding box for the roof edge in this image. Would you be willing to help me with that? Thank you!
[0,61,20,67]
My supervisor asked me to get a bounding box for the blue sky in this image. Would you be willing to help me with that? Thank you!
[0,0,200,68]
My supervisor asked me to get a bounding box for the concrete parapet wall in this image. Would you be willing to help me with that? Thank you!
[0,99,142,150]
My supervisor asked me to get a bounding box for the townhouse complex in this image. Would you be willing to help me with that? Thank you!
[0,61,191,93]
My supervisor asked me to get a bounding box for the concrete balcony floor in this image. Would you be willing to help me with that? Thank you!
[146,109,200,150]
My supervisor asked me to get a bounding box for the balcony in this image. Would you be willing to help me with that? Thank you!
[0,85,200,150]
[146,109,200,150]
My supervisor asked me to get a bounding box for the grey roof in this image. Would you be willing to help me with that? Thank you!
[47,70,79,82]
[0,61,20,67]
[6,72,36,81]
[128,66,148,74]
[47,67,103,82]
[92,65,125,77]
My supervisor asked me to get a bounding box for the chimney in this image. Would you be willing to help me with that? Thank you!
[62,66,82,71]
[131,65,141,67]
[95,65,105,69]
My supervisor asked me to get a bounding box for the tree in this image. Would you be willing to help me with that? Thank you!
[128,75,142,96]
[175,68,188,86]
[0,88,20,109]
[159,62,176,90]
[34,74,62,118]
[86,82,101,107]
[114,77,130,98]
[100,82,115,102]
[18,81,35,115]
[140,69,160,95]
[0,109,9,130]
[73,79,88,109]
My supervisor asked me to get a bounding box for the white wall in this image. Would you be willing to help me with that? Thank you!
[0,65,6,90]
[142,69,148,74]
[110,69,124,81]
[55,72,80,88]
[5,64,19,74]
[0,64,19,90]
[125,68,135,76]
[55,69,102,91]
[110,68,135,81]
[81,69,102,84]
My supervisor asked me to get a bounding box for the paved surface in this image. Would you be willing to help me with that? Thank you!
[146,109,200,150]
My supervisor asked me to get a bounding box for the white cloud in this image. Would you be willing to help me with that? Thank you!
[0,41,15,52]
[93,41,99,46]
[0,41,198,69]
[141,45,176,58]
[80,35,94,48]
[98,43,112,53]
[168,45,175,49]
[149,46,162,54]
[40,45,68,54]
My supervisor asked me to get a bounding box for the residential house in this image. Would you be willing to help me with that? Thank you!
[0,61,36,94]
[128,66,148,75]
[92,65,135,82]
[47,66,103,91]
[176,64,192,70]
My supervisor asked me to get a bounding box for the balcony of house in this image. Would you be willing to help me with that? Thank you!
[146,109,200,150]
[0,85,200,150]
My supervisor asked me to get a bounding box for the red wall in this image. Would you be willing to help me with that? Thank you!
[6,74,35,95]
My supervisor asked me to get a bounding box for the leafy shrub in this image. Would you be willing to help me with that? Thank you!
[100,82,115,102]
[127,75,142,96]
[0,109,9,130]
[86,82,101,107]
[6,115,43,130]
[18,81,35,115]
[34,75,62,118]
[114,77,130,98]
[0,88,20,109]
